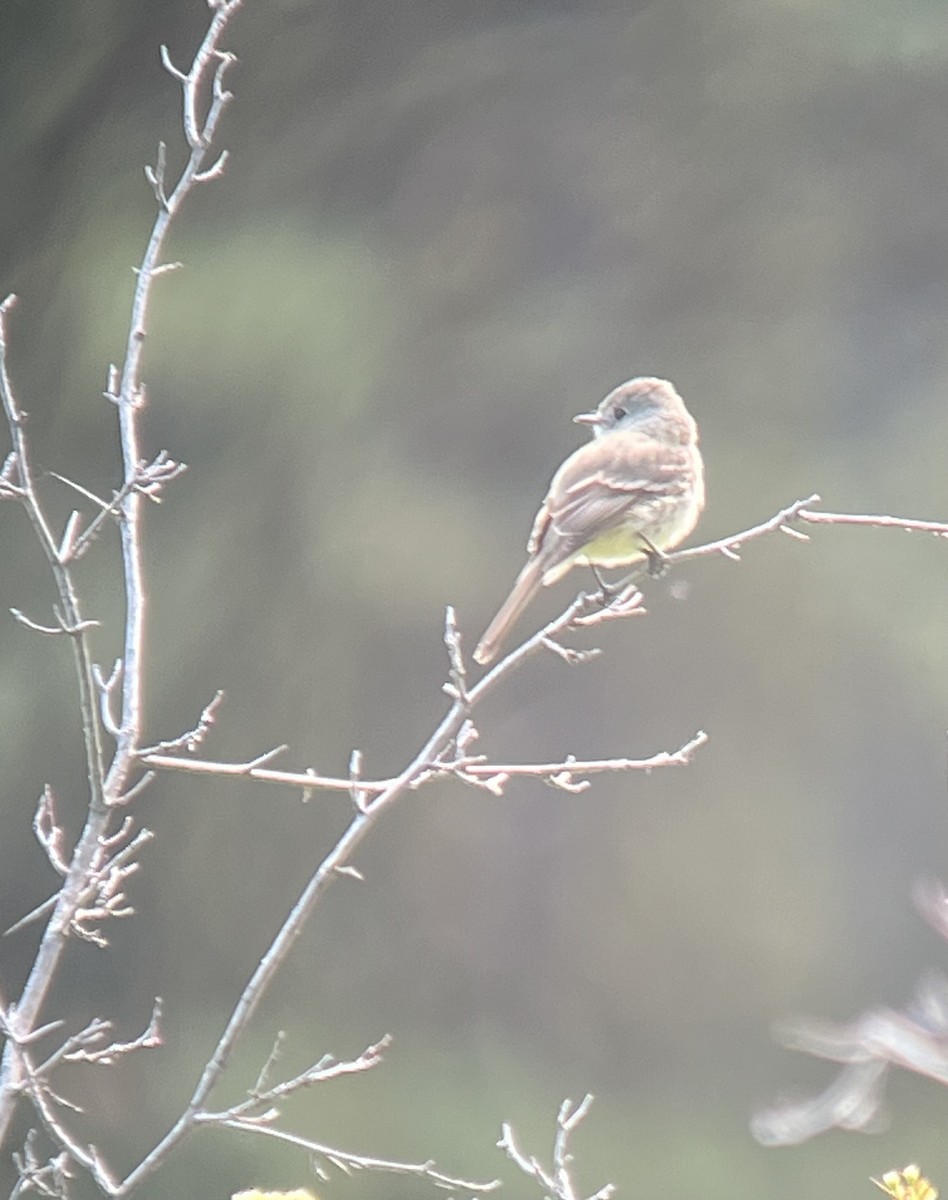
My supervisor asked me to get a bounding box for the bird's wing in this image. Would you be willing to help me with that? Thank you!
[528,430,692,565]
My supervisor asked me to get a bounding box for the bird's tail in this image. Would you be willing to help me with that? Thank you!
[473,559,545,666]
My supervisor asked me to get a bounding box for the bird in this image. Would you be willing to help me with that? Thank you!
[473,377,704,666]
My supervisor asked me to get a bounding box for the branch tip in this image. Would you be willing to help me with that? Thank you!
[159,44,187,80]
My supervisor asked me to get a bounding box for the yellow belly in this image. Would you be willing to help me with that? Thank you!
[574,524,654,568]
[542,487,703,585]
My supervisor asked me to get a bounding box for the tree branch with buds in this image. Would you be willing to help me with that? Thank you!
[4,0,948,1196]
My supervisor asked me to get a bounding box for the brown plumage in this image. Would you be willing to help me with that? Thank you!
[473,377,704,665]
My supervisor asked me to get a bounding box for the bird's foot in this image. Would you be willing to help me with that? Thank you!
[639,536,669,579]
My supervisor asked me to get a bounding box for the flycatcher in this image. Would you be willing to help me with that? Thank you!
[473,377,705,665]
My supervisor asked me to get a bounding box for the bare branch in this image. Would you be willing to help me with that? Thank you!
[11,1129,76,1199]
[250,1032,285,1098]
[158,46,186,83]
[57,511,83,562]
[13,1043,120,1194]
[62,1000,162,1067]
[142,729,708,797]
[202,1035,392,1123]
[669,494,821,565]
[214,1119,501,1194]
[9,608,81,636]
[49,452,188,564]
[442,605,470,704]
[110,482,948,1185]
[104,3,241,807]
[141,748,375,790]
[333,864,365,881]
[798,508,948,537]
[0,0,245,1166]
[93,661,123,739]
[455,730,709,789]
[4,897,57,940]
[0,304,112,1113]
[499,1095,613,1200]
[570,582,644,627]
[38,822,154,948]
[348,748,369,812]
[193,150,229,183]
[35,787,70,877]
[47,471,112,511]
[541,638,602,666]
[111,770,156,806]
[669,493,948,571]
[140,690,225,755]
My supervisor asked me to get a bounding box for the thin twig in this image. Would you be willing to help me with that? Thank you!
[798,508,948,536]
[0,0,243,1158]
[12,1042,120,1194]
[141,733,707,795]
[0,292,113,1139]
[103,2,240,804]
[213,1119,501,1193]
[203,1035,392,1122]
[666,494,819,564]
[499,1095,613,1200]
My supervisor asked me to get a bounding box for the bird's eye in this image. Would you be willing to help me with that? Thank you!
[613,406,627,421]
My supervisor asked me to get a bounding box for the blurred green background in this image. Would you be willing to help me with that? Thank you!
[2,0,948,1197]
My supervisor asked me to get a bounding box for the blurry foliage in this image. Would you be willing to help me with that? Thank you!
[2,2,948,1198]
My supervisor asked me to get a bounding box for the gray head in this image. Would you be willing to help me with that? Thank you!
[573,377,696,444]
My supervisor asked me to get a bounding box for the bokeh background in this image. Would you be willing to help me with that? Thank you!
[2,1,948,1197]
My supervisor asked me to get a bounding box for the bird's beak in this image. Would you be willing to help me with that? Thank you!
[572,411,601,426]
